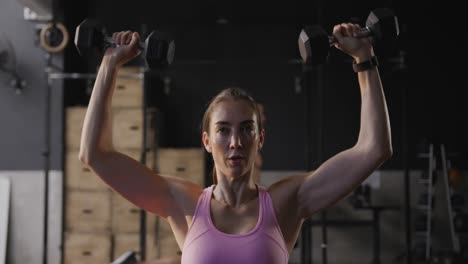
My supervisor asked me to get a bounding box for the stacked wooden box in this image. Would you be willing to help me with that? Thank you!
[64,66,157,263]
[63,66,206,263]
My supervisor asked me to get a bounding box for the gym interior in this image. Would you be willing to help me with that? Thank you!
[0,0,467,263]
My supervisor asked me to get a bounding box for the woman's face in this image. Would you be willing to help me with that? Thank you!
[203,99,264,180]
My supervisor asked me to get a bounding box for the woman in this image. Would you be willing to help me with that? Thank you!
[79,22,392,263]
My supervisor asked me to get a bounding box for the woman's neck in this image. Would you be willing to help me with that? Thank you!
[213,175,258,208]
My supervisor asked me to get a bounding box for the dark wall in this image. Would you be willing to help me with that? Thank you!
[0,0,64,170]
[63,0,467,171]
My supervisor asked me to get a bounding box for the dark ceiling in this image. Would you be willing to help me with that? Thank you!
[90,0,400,28]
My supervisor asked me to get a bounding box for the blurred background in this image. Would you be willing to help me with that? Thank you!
[0,0,467,263]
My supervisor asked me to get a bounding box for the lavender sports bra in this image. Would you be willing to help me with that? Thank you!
[181,185,289,264]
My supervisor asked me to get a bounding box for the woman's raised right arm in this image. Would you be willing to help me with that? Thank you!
[78,31,202,218]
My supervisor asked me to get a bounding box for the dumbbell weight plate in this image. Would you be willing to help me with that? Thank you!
[366,8,400,56]
[298,25,330,65]
[366,8,399,41]
[144,30,175,69]
[74,19,106,58]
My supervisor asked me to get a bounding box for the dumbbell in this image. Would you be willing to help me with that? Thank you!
[298,8,400,65]
[74,19,175,69]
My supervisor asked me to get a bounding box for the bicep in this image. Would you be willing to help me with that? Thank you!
[84,151,201,218]
[297,146,387,218]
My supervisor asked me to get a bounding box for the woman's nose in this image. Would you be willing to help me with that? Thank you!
[229,133,242,148]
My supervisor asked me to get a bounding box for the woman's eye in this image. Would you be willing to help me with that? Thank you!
[242,126,254,133]
[217,127,228,134]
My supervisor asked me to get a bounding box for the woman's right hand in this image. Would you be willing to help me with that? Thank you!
[332,23,374,62]
[104,31,141,67]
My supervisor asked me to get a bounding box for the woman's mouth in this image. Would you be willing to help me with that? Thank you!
[228,156,244,165]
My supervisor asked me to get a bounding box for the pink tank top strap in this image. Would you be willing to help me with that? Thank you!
[184,185,213,237]
[258,185,289,255]
[200,185,215,222]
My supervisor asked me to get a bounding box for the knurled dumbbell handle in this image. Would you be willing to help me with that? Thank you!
[104,36,145,50]
[328,27,372,45]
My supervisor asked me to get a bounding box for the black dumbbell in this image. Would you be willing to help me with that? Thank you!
[298,8,400,65]
[74,19,175,69]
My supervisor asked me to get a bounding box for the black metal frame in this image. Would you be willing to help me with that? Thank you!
[43,53,52,264]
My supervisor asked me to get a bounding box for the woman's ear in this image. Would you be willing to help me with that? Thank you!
[258,128,265,150]
[203,131,212,153]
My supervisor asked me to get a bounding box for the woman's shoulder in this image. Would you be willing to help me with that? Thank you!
[264,173,307,217]
[266,173,306,199]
